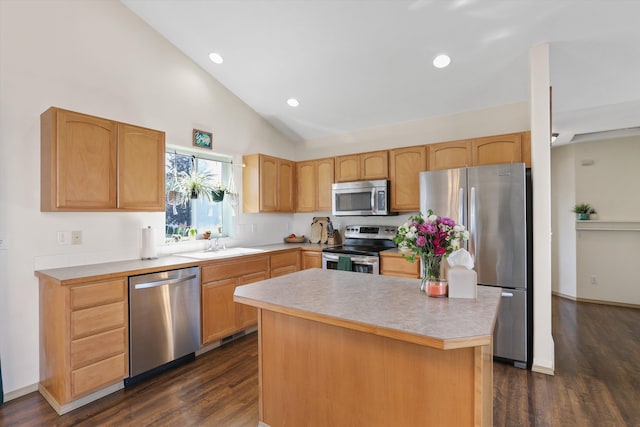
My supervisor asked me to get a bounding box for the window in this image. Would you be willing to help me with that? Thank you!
[165,150,234,241]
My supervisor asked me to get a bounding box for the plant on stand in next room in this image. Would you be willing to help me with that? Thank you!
[394,210,469,297]
[572,203,597,220]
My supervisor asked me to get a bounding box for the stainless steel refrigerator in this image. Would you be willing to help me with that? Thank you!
[419,163,532,368]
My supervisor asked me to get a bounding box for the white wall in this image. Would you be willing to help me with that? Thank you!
[551,144,577,298]
[296,102,530,160]
[0,0,295,396]
[573,136,640,304]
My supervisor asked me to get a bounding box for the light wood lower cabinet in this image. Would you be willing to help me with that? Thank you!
[201,255,269,345]
[301,250,322,269]
[38,276,128,410]
[380,252,420,278]
[270,250,301,277]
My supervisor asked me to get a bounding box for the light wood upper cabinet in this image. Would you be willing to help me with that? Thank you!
[428,139,472,171]
[334,154,361,182]
[361,150,388,180]
[117,124,165,210]
[316,158,334,211]
[243,154,295,213]
[389,146,426,212]
[40,107,165,212]
[471,132,522,166]
[295,157,334,212]
[335,150,388,182]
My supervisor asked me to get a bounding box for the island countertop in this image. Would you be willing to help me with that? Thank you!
[234,268,501,350]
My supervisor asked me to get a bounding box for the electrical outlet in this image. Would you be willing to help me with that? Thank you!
[71,230,82,245]
[57,231,71,245]
[0,231,8,250]
[590,275,598,285]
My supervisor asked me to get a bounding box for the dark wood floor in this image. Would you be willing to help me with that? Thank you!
[1,296,638,427]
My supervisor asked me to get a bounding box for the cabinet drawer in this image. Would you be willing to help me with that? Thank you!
[71,301,125,339]
[271,265,299,278]
[381,255,420,278]
[70,279,126,310]
[270,251,300,270]
[202,255,269,282]
[71,353,127,398]
[71,327,127,369]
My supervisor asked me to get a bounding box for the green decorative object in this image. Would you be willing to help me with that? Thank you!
[572,203,596,220]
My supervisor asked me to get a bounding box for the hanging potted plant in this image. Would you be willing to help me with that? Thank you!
[572,203,596,220]
[211,184,227,202]
[175,170,217,204]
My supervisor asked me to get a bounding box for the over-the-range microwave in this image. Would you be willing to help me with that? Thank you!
[331,179,395,216]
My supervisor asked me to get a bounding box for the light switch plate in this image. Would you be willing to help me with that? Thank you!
[0,231,8,250]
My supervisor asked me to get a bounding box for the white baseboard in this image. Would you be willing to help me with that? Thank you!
[531,364,555,376]
[3,382,39,402]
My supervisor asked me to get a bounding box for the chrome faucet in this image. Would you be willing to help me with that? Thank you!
[207,236,220,252]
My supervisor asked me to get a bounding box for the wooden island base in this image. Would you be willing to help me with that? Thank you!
[259,310,492,427]
[235,269,500,427]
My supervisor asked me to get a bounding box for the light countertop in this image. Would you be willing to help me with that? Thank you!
[234,268,501,350]
[35,242,329,284]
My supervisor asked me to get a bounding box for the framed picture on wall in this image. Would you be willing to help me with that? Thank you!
[193,129,213,149]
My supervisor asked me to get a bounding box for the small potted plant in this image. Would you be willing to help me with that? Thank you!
[572,203,596,220]
[211,184,227,202]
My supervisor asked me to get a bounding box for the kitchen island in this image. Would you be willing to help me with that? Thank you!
[234,269,501,427]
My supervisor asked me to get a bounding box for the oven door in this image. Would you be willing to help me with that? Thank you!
[322,252,379,274]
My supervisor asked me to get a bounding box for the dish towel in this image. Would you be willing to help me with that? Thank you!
[337,256,352,271]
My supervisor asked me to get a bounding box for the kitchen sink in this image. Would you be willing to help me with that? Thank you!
[175,247,266,260]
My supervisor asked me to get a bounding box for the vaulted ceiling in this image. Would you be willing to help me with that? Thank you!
[122,0,640,145]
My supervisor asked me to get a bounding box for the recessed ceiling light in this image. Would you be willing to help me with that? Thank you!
[208,52,223,64]
[287,98,300,107]
[433,54,451,68]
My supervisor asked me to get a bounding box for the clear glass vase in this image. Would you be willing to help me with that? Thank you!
[420,255,447,297]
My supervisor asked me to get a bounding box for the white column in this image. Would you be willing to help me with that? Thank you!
[530,43,555,375]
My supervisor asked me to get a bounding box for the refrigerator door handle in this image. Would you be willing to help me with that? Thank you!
[469,186,477,258]
[458,187,464,225]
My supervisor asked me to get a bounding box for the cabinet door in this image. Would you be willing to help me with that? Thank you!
[335,155,361,182]
[47,109,118,210]
[471,133,522,166]
[271,251,300,277]
[296,161,316,212]
[316,158,334,211]
[202,278,238,345]
[389,146,426,212]
[301,251,322,270]
[428,140,472,170]
[259,155,279,212]
[117,123,165,210]
[278,159,295,212]
[236,271,268,329]
[361,150,389,180]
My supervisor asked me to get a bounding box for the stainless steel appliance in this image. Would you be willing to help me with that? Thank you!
[322,225,397,274]
[332,180,394,216]
[126,266,201,386]
[419,163,533,369]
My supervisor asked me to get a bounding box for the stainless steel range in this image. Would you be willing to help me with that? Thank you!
[322,225,397,274]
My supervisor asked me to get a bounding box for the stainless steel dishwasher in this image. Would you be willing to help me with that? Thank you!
[126,266,200,386]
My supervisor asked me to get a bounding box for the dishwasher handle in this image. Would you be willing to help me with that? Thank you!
[134,274,197,290]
